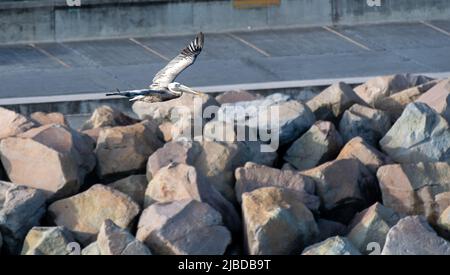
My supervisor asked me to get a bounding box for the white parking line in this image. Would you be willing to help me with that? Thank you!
[129,38,170,61]
[227,33,271,57]
[420,21,450,37]
[322,26,372,51]
[29,43,71,68]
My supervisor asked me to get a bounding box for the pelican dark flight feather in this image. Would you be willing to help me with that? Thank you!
[106,32,204,102]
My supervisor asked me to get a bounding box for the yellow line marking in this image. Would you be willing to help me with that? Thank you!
[29,43,71,68]
[322,26,372,51]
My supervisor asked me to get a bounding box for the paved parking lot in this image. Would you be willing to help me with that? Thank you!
[1,20,450,98]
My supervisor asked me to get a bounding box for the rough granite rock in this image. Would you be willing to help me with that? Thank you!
[21,226,75,255]
[300,159,379,220]
[242,187,319,255]
[136,199,231,255]
[416,78,450,123]
[203,120,236,142]
[95,120,164,179]
[336,137,392,174]
[0,181,46,255]
[97,219,151,255]
[316,219,347,242]
[48,184,140,245]
[81,105,139,130]
[306,82,362,121]
[109,174,148,207]
[302,236,361,255]
[82,242,100,255]
[339,104,391,146]
[144,163,241,233]
[382,216,450,255]
[234,162,320,212]
[0,124,96,200]
[354,74,415,106]
[0,107,35,140]
[346,203,400,254]
[379,102,450,163]
[30,112,69,127]
[284,121,343,171]
[215,90,262,105]
[377,162,450,223]
[375,80,439,122]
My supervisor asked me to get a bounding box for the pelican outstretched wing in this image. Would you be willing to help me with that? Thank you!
[152,32,204,87]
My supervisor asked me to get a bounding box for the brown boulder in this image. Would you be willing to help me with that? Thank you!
[95,120,164,179]
[48,184,140,245]
[416,78,450,123]
[242,187,319,255]
[30,112,69,127]
[234,162,319,212]
[0,107,35,139]
[81,105,139,131]
[109,174,148,207]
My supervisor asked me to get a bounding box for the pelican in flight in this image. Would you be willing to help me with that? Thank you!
[106,32,204,102]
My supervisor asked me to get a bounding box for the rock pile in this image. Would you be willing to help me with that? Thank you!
[0,74,449,255]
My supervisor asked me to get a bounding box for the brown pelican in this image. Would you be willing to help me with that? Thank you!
[106,32,204,102]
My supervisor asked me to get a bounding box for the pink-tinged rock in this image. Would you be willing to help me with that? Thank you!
[416,78,450,123]
[136,199,231,255]
[377,162,450,223]
[0,107,35,139]
[0,124,96,200]
[216,90,261,105]
[30,112,69,127]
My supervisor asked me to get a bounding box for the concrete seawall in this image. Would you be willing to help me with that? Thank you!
[1,0,450,44]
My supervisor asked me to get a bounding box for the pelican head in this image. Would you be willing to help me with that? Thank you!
[168,82,200,96]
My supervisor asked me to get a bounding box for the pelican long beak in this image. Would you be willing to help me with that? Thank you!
[180,84,201,95]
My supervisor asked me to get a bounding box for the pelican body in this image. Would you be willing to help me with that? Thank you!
[106,32,204,102]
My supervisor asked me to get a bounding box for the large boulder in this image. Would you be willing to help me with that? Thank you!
[136,199,231,255]
[146,140,276,202]
[301,159,379,223]
[108,174,148,207]
[97,219,151,255]
[339,104,391,146]
[374,80,439,122]
[336,137,392,174]
[437,205,450,238]
[354,74,424,106]
[0,181,46,254]
[21,226,75,255]
[95,120,164,179]
[144,163,241,233]
[81,105,139,130]
[284,121,343,170]
[346,203,400,254]
[234,162,320,212]
[302,236,361,255]
[306,82,362,121]
[379,102,450,163]
[215,90,261,105]
[48,184,140,245]
[416,78,450,123]
[242,187,318,255]
[0,107,35,140]
[316,219,347,242]
[81,242,100,255]
[382,216,450,255]
[0,124,96,200]
[377,162,450,223]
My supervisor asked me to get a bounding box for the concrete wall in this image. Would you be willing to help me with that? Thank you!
[1,0,450,44]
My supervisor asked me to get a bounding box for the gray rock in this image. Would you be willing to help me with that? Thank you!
[346,203,400,254]
[382,216,450,255]
[234,162,320,212]
[339,104,391,146]
[0,181,46,254]
[136,200,231,255]
[82,242,100,255]
[380,102,450,163]
[21,226,75,255]
[284,121,343,170]
[302,236,361,255]
[109,175,148,207]
[97,219,151,255]
[144,163,241,233]
[306,82,362,121]
[377,162,450,223]
[242,187,319,255]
